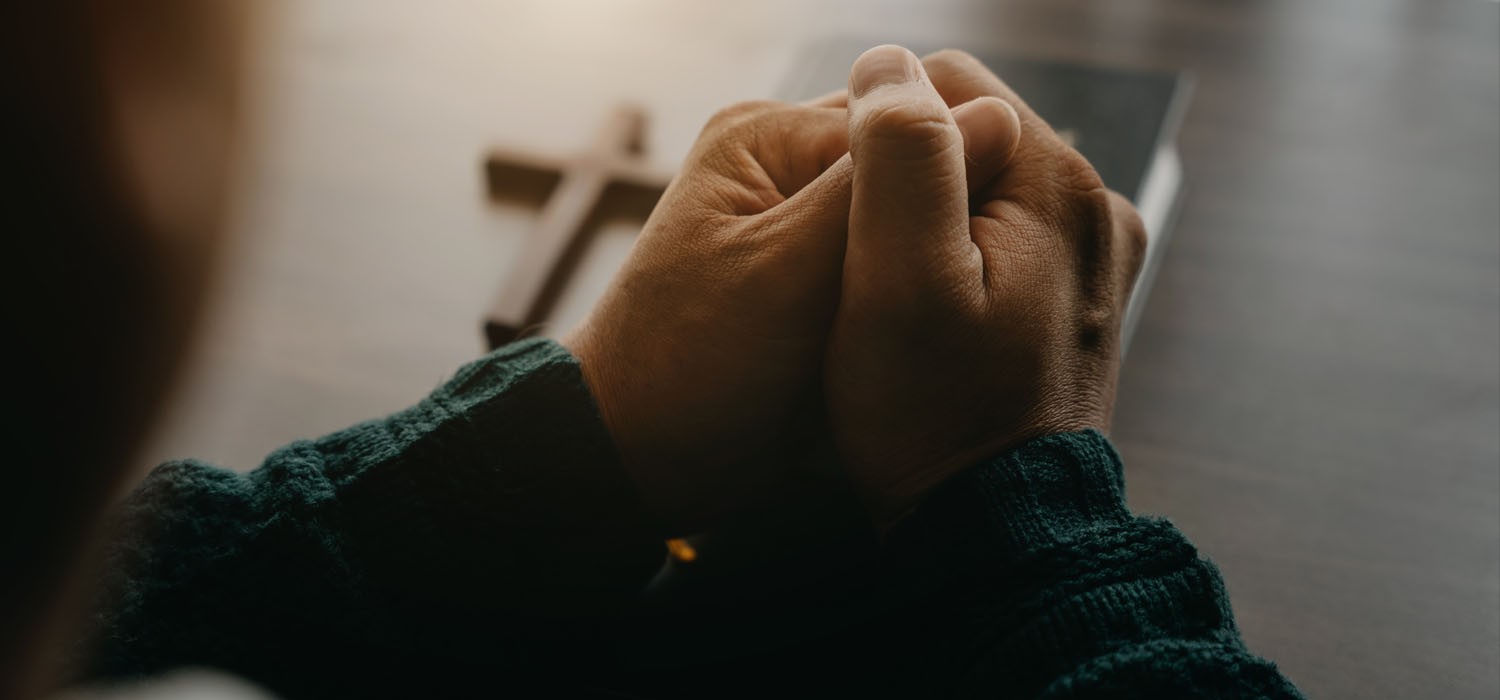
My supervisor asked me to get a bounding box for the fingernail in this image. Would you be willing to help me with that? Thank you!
[850,45,921,98]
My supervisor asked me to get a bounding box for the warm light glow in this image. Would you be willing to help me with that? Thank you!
[665,538,697,563]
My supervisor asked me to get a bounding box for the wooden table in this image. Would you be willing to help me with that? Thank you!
[142,1,1500,696]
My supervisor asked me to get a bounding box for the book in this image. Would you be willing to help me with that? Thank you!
[778,40,1192,352]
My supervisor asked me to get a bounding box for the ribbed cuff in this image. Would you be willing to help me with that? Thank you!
[884,430,1133,572]
[435,339,666,587]
[436,338,661,542]
[875,432,1264,698]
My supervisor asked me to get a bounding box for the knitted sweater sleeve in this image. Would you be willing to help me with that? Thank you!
[79,339,665,698]
[880,431,1306,699]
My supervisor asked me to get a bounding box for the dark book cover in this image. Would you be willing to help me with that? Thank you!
[778,40,1189,204]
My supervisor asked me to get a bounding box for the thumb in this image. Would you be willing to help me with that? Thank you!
[846,45,977,292]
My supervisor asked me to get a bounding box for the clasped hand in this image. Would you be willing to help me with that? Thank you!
[563,46,1146,532]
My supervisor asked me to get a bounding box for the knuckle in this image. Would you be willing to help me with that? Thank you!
[856,99,958,160]
[1099,190,1145,241]
[1013,145,1108,218]
[1116,201,1148,261]
[1053,146,1106,195]
[693,101,795,176]
[1075,304,1118,354]
[1073,186,1115,238]
[1119,225,1149,287]
[703,99,784,134]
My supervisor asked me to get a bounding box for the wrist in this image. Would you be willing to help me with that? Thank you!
[851,444,1005,531]
[842,403,1111,529]
[560,323,629,458]
[559,323,673,527]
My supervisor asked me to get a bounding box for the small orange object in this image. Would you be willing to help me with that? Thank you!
[665,538,697,563]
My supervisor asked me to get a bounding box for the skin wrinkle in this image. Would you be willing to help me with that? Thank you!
[769,114,800,199]
[853,112,961,169]
[706,106,847,217]
[749,215,840,275]
[737,114,787,204]
[765,108,847,194]
[699,99,778,140]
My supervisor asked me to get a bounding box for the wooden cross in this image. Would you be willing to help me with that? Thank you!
[481,103,675,349]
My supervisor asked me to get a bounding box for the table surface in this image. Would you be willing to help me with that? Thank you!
[140,1,1500,697]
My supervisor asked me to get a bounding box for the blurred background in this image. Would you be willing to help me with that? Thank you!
[137,1,1498,697]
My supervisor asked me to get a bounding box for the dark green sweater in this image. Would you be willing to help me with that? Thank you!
[80,339,1304,698]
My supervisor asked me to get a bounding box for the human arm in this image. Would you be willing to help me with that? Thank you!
[827,46,1304,697]
[80,340,665,697]
[877,431,1304,698]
